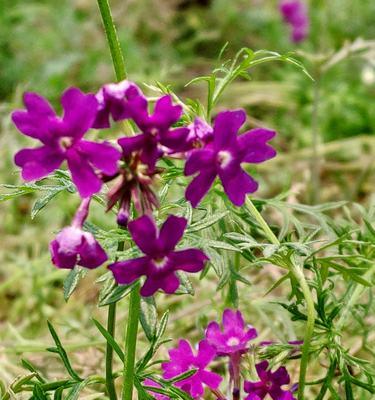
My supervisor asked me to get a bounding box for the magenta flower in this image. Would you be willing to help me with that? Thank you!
[118,95,189,170]
[50,198,107,269]
[93,80,147,129]
[143,379,170,400]
[279,0,309,43]
[12,88,121,198]
[244,361,296,400]
[108,215,208,297]
[184,110,276,207]
[162,339,222,398]
[205,309,257,356]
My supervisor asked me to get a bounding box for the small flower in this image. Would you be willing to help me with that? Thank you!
[279,0,309,43]
[12,88,121,198]
[143,379,170,400]
[205,309,257,356]
[162,339,222,398]
[184,110,276,207]
[93,80,147,128]
[244,361,296,400]
[118,95,189,170]
[109,215,208,296]
[50,198,107,269]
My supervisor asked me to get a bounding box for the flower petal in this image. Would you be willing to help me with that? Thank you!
[185,170,217,208]
[196,340,217,368]
[128,215,159,256]
[50,239,78,269]
[198,370,222,390]
[223,309,244,332]
[169,249,208,273]
[158,273,180,295]
[271,366,290,386]
[184,148,215,176]
[238,128,277,163]
[78,232,108,269]
[159,215,187,253]
[108,257,149,285]
[213,110,246,151]
[150,95,182,129]
[118,134,147,157]
[160,127,190,151]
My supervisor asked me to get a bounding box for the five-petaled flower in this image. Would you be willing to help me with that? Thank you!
[244,361,296,400]
[185,109,276,207]
[206,309,258,356]
[162,339,222,398]
[12,88,121,198]
[109,215,208,297]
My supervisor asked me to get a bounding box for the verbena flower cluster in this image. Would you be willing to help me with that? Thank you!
[12,80,276,295]
[279,0,309,43]
[146,309,298,399]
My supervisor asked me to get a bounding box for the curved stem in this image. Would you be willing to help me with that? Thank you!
[122,282,141,400]
[245,197,316,400]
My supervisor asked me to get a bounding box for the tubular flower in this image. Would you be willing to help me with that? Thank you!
[50,198,107,269]
[244,361,296,400]
[118,95,189,170]
[162,339,222,398]
[108,215,208,296]
[184,110,276,207]
[205,309,257,356]
[12,88,121,198]
[279,0,309,43]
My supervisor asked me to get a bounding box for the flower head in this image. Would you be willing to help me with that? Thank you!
[205,309,257,356]
[49,198,107,269]
[109,215,208,296]
[279,0,309,43]
[118,95,189,170]
[93,80,147,128]
[244,361,296,400]
[162,339,222,398]
[184,110,276,207]
[12,88,121,198]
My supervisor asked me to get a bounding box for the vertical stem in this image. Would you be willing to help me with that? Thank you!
[97,0,127,81]
[106,303,118,400]
[245,197,316,400]
[310,72,321,204]
[122,282,141,400]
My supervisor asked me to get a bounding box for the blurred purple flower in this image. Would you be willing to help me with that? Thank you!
[206,309,257,356]
[184,110,276,207]
[244,361,296,400]
[143,379,170,400]
[162,339,222,398]
[109,215,208,296]
[118,95,189,170]
[50,198,107,269]
[93,80,147,128]
[279,0,309,43]
[12,88,121,198]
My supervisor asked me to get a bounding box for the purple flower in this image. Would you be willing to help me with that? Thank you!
[162,339,222,398]
[279,0,309,43]
[118,95,189,170]
[205,309,257,356]
[50,198,107,269]
[12,88,121,198]
[184,110,276,207]
[244,361,296,400]
[93,80,147,129]
[108,215,208,297]
[143,379,170,400]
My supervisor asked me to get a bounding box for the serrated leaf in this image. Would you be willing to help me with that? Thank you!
[140,296,158,341]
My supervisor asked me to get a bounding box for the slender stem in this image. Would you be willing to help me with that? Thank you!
[97,0,127,81]
[122,282,141,400]
[245,197,316,400]
[310,72,321,204]
[106,303,118,400]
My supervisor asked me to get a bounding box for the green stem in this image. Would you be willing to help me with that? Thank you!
[122,282,141,400]
[245,197,316,400]
[106,303,118,400]
[97,0,127,81]
[310,71,321,204]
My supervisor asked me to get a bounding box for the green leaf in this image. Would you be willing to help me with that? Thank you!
[98,281,138,306]
[175,272,195,295]
[63,267,87,302]
[31,188,63,219]
[92,318,124,361]
[187,211,228,232]
[140,296,158,342]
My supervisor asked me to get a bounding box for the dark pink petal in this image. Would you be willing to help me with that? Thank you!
[198,370,222,389]
[139,140,161,170]
[160,127,190,151]
[157,273,180,295]
[78,232,108,269]
[23,92,55,115]
[151,95,182,129]
[118,134,147,157]
[169,249,208,273]
[184,149,215,176]
[255,361,270,382]
[61,87,98,139]
[213,109,246,151]
[245,393,262,400]
[108,257,149,285]
[50,239,78,269]
[223,309,245,332]
[159,215,187,253]
[271,366,290,386]
[66,149,102,198]
[78,140,121,175]
[185,170,217,208]
[238,128,277,163]
[171,339,195,363]
[128,215,159,256]
[219,166,258,206]
[270,387,295,400]
[205,321,223,344]
[196,340,217,368]
[14,146,64,181]
[244,380,267,398]
[244,326,258,341]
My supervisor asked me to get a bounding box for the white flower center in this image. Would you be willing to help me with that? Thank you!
[226,337,240,346]
[217,150,232,168]
[153,257,167,270]
[59,137,73,149]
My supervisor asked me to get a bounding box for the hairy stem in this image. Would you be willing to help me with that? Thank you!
[122,282,141,400]
[245,197,316,400]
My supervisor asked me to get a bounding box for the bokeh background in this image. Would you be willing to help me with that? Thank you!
[0,0,374,395]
